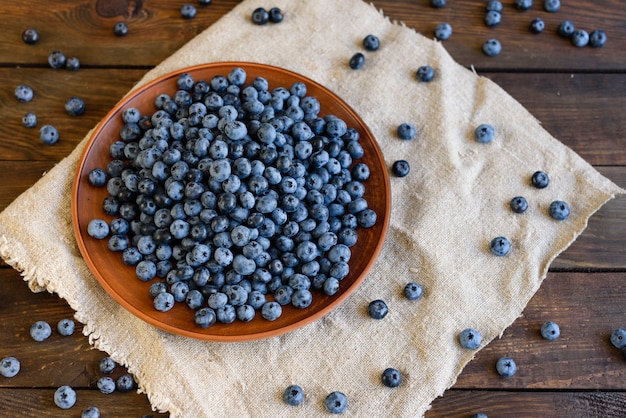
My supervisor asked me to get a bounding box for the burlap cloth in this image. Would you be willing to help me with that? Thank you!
[0,0,622,416]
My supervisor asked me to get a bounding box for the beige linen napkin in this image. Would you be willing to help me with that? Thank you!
[0,0,622,416]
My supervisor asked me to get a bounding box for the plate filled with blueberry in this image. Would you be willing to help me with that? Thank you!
[72,62,390,342]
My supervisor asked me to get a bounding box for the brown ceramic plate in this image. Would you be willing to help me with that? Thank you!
[72,62,390,342]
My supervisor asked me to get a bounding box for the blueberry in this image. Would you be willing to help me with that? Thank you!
[87,219,109,239]
[291,289,313,309]
[283,384,305,406]
[558,20,575,38]
[39,124,59,145]
[195,307,217,328]
[324,391,348,414]
[530,18,545,33]
[65,96,86,116]
[66,57,81,71]
[54,385,77,409]
[22,27,40,44]
[380,367,402,389]
[392,160,410,178]
[486,1,503,12]
[269,7,284,23]
[540,321,560,340]
[543,0,560,12]
[434,22,453,40]
[57,318,75,336]
[261,301,282,321]
[610,328,626,349]
[48,50,67,69]
[474,123,495,143]
[484,11,501,27]
[482,38,502,56]
[116,373,135,392]
[99,357,117,374]
[198,0,212,4]
[153,291,175,312]
[368,299,389,320]
[459,328,482,349]
[97,376,116,394]
[397,123,417,140]
[514,0,533,10]
[114,22,128,36]
[251,7,269,25]
[416,65,435,82]
[22,112,37,128]
[548,200,570,221]
[404,282,423,301]
[363,34,380,51]
[509,196,528,214]
[490,236,511,256]
[531,170,549,188]
[349,52,365,70]
[30,320,52,341]
[81,406,101,418]
[571,30,589,47]
[181,4,197,19]
[589,30,607,48]
[430,0,446,7]
[15,84,34,102]
[472,414,489,418]
[495,357,517,377]
[0,357,20,378]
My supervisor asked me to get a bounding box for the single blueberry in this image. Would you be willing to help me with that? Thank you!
[283,384,305,406]
[48,50,67,69]
[0,356,20,378]
[66,57,81,71]
[22,28,40,44]
[510,196,528,214]
[57,318,75,336]
[515,0,533,10]
[261,301,282,321]
[571,30,590,47]
[251,7,269,25]
[404,282,423,301]
[558,20,575,38]
[416,65,435,82]
[97,376,116,394]
[381,367,402,388]
[81,406,101,418]
[99,357,117,374]
[349,52,365,70]
[363,34,380,51]
[268,7,284,23]
[495,357,517,377]
[589,30,607,48]
[482,38,502,56]
[474,123,495,143]
[181,4,197,19]
[531,171,549,188]
[324,391,348,414]
[549,200,570,221]
[484,10,501,27]
[397,122,417,140]
[39,124,59,145]
[54,385,77,409]
[543,0,560,12]
[116,374,135,393]
[14,84,34,102]
[114,22,128,36]
[153,291,175,312]
[88,219,109,239]
[486,0,503,12]
[30,320,52,341]
[195,307,217,328]
[459,328,482,349]
[22,112,37,128]
[490,236,511,256]
[540,321,561,340]
[65,96,86,116]
[392,160,410,178]
[610,328,626,349]
[530,18,545,34]
[430,0,446,7]
[434,22,453,40]
[472,414,489,418]
[368,299,389,320]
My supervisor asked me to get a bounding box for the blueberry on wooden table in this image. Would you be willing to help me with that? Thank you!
[81,406,101,418]
[113,21,128,36]
[180,4,197,19]
[30,320,52,341]
[611,328,626,349]
[22,112,37,128]
[495,357,517,377]
[540,321,561,340]
[486,0,503,12]
[434,22,453,40]
[530,18,545,34]
[571,30,590,47]
[0,356,20,378]
[97,376,116,394]
[65,96,86,116]
[514,0,533,11]
[484,10,501,27]
[558,20,576,38]
[14,84,33,102]
[430,0,446,8]
[48,50,67,69]
[589,30,607,48]
[21,27,39,44]
[54,385,77,409]
[482,38,502,56]
[543,0,560,12]
[66,56,80,71]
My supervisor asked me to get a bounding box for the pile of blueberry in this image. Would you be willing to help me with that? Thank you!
[86,67,377,327]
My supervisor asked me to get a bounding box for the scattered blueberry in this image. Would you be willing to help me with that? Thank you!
[495,357,517,377]
[482,38,502,56]
[397,123,417,140]
[251,7,269,25]
[324,391,348,414]
[14,84,34,102]
[514,0,533,11]
[430,0,446,8]
[403,282,423,301]
[459,328,482,349]
[116,373,136,392]
[57,318,75,336]
[530,18,545,34]
[474,123,495,143]
[558,20,575,38]
[368,299,389,320]
[610,328,626,349]
[510,196,528,214]
[531,171,549,189]
[66,57,81,71]
[548,200,570,221]
[283,384,305,406]
[362,34,380,51]
[22,112,37,128]
[381,367,402,388]
[543,0,560,12]
[490,236,511,256]
[434,22,453,41]
[392,160,411,179]
[181,4,197,19]
[114,21,129,37]
[198,0,212,4]
[39,124,59,145]
[87,219,109,239]
[268,7,284,23]
[349,52,365,70]
[22,27,40,44]
[81,406,101,418]
[416,65,435,82]
[30,320,52,341]
[484,11,502,27]
[97,376,116,394]
[99,356,117,374]
[540,321,561,340]
[65,96,86,116]
[48,50,67,69]
[486,1,503,12]
[471,414,489,418]
[571,30,590,47]
[54,385,77,409]
[589,30,607,48]
[0,356,20,378]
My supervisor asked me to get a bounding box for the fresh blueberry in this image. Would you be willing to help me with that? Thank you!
[416,65,435,82]
[324,391,348,414]
[531,170,549,189]
[571,30,590,47]
[490,236,511,256]
[540,321,560,340]
[198,0,212,4]
[39,124,59,145]
[543,0,560,12]
[291,289,313,309]
[472,413,489,418]
[482,38,502,56]
[22,27,40,44]
[381,368,402,388]
[368,299,389,320]
[459,328,482,349]
[22,112,37,128]
[484,10,501,27]
[404,282,423,301]
[474,123,495,143]
[54,385,77,409]
[181,4,197,19]
[269,7,284,23]
[30,320,52,341]
[0,357,20,378]
[530,18,545,34]
[195,307,217,328]
[65,96,86,116]
[589,30,607,48]
[363,34,380,51]
[558,20,575,38]
[486,1,503,12]
[153,291,175,312]
[261,301,282,321]
[87,219,109,239]
[495,357,517,377]
[57,318,75,336]
[434,22,453,40]
[610,328,626,349]
[114,21,128,36]
[510,196,528,214]
[283,384,305,406]
[251,7,269,25]
[99,357,117,374]
[392,160,410,178]
[48,50,67,69]
[514,0,533,10]
[549,200,570,221]
[349,52,365,70]
[97,376,116,394]
[116,373,135,392]
[66,57,81,71]
[14,84,34,102]
[397,122,417,140]
[430,0,446,7]
[81,406,101,418]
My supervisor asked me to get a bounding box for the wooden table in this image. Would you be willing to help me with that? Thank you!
[1,1,625,416]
